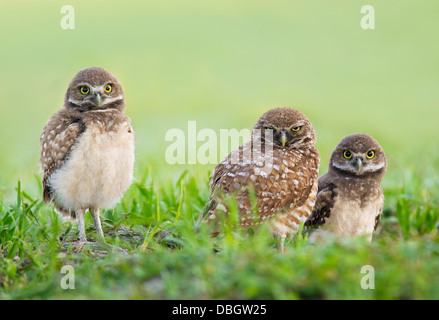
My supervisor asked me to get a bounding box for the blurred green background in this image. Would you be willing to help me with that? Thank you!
[0,0,438,198]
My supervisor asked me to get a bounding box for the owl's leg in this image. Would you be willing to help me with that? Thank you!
[75,208,87,243]
[90,208,106,243]
[275,235,286,253]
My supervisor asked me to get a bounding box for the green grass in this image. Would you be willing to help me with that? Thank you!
[1,161,439,299]
[1,0,439,299]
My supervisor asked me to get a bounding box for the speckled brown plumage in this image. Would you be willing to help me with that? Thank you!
[306,133,387,242]
[198,107,320,249]
[40,110,86,208]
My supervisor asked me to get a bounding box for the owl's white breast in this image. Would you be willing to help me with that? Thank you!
[50,119,135,211]
[320,195,382,240]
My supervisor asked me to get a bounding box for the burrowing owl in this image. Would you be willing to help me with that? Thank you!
[40,67,135,244]
[305,133,387,242]
[198,107,320,250]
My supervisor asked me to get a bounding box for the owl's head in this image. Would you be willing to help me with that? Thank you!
[64,67,125,112]
[253,107,316,149]
[329,134,387,178]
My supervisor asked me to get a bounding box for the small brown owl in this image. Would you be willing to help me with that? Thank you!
[40,67,135,245]
[198,107,320,250]
[305,133,387,242]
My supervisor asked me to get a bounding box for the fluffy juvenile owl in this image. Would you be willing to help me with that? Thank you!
[40,67,135,244]
[198,107,320,250]
[305,133,387,242]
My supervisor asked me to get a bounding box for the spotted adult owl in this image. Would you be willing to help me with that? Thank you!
[198,107,320,250]
[305,133,387,242]
[40,67,135,245]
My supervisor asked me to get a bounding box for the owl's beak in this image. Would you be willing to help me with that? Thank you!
[353,157,363,172]
[280,131,287,148]
[91,93,101,106]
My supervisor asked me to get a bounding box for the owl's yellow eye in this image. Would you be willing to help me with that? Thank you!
[343,150,352,159]
[264,127,272,131]
[104,85,112,93]
[80,86,89,95]
[292,126,301,132]
[366,150,375,159]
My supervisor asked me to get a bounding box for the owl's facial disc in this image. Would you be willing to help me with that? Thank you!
[329,134,387,179]
[332,152,385,176]
[260,121,306,148]
[70,83,123,108]
[252,107,316,149]
[264,120,309,148]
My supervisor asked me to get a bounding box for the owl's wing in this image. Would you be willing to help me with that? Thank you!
[199,142,321,232]
[305,177,338,228]
[196,144,248,230]
[373,193,384,232]
[373,214,381,232]
[40,109,86,204]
